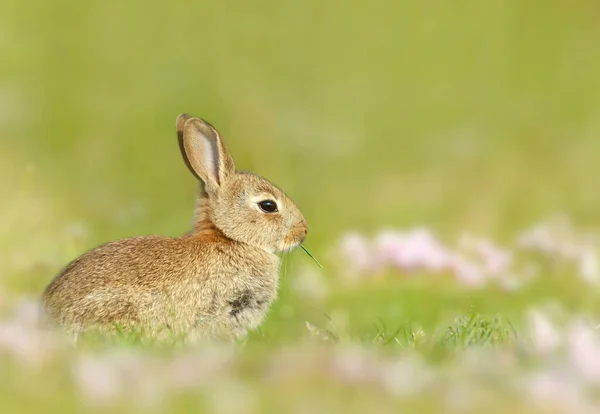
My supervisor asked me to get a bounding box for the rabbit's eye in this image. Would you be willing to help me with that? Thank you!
[258,200,278,213]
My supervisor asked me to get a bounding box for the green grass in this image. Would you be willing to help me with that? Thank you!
[3,0,600,412]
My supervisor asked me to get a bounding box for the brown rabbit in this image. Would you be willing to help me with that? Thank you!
[42,114,308,341]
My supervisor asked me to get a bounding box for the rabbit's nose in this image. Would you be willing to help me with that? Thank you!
[296,219,308,241]
[283,220,308,249]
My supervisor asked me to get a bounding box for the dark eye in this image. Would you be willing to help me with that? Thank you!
[258,200,278,213]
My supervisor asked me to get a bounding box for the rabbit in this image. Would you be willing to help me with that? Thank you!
[41,113,308,342]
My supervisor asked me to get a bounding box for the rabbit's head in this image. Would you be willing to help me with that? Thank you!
[177,114,307,253]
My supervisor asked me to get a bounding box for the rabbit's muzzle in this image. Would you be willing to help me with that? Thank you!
[283,219,308,250]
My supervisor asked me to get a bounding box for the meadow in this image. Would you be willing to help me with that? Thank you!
[2,0,600,412]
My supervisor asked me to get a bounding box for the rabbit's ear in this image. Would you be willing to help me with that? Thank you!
[179,115,235,191]
[176,113,197,179]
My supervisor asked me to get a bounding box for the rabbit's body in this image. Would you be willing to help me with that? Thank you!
[42,114,307,341]
[43,234,279,340]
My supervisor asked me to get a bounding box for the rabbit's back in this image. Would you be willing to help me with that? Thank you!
[42,234,280,338]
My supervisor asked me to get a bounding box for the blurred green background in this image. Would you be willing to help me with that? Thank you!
[4,0,600,239]
[3,0,600,412]
[3,0,600,316]
[4,0,600,332]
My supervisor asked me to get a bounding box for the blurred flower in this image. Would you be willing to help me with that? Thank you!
[339,232,377,273]
[377,355,433,396]
[374,231,407,267]
[577,245,599,284]
[376,228,452,272]
[447,254,486,288]
[516,216,576,259]
[73,350,166,408]
[0,323,54,367]
[167,347,233,391]
[459,348,517,377]
[208,379,257,414]
[516,217,599,286]
[116,351,163,408]
[527,310,560,356]
[338,216,600,290]
[567,320,600,384]
[340,228,503,288]
[0,298,62,367]
[264,345,327,382]
[525,371,591,414]
[72,355,122,404]
[329,346,377,385]
[517,223,557,254]
[11,298,43,328]
[459,235,513,277]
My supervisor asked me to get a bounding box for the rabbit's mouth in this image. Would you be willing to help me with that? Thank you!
[280,220,308,252]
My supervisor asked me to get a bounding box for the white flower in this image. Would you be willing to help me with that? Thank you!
[527,310,560,356]
[377,356,433,396]
[340,232,376,273]
[577,246,599,284]
[526,371,589,412]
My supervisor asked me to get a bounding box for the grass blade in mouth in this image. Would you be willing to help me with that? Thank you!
[300,245,323,269]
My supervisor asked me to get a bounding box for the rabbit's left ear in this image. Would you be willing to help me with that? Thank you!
[178,114,236,192]
[176,113,196,179]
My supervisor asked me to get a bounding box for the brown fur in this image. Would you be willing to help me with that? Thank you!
[42,114,307,341]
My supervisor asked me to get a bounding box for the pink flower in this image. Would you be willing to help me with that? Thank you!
[340,232,377,273]
[374,231,407,267]
[0,299,62,367]
[476,240,512,277]
[72,355,121,404]
[526,371,589,412]
[459,235,512,278]
[567,320,600,384]
[375,228,452,272]
[447,255,486,288]
[330,346,377,385]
